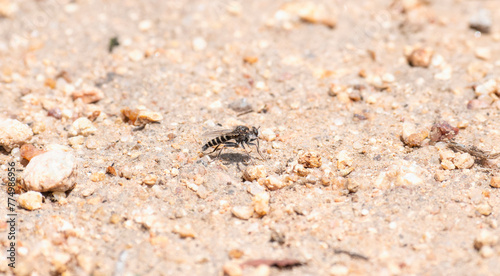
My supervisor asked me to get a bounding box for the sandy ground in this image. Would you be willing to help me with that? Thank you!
[1,0,500,275]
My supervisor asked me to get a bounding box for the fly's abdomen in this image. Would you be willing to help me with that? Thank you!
[202,135,231,151]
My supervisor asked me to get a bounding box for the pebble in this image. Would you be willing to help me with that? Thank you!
[479,246,495,258]
[138,19,153,31]
[346,178,359,193]
[72,89,104,104]
[253,192,270,216]
[20,144,45,161]
[491,176,500,188]
[128,49,144,62]
[440,159,455,170]
[299,151,322,168]
[293,163,310,177]
[434,171,448,182]
[473,230,498,250]
[407,47,433,67]
[223,262,242,276]
[400,173,424,186]
[281,1,336,28]
[336,150,352,170]
[329,264,349,276]
[231,206,254,220]
[469,9,492,34]
[320,168,336,186]
[21,150,77,192]
[192,37,207,51]
[243,165,267,181]
[0,119,33,152]
[68,117,97,137]
[476,203,492,216]
[173,224,196,238]
[142,174,158,186]
[474,79,497,96]
[90,171,105,182]
[404,130,428,147]
[122,107,163,126]
[68,136,85,148]
[261,176,287,190]
[260,128,276,142]
[17,191,43,210]
[453,153,474,169]
[475,47,491,60]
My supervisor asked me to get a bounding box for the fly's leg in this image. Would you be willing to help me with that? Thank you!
[247,140,265,160]
[206,144,222,155]
[240,141,255,165]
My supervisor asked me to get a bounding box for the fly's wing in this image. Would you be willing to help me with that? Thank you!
[202,128,236,139]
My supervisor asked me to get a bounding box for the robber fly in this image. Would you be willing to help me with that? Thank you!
[201,125,264,161]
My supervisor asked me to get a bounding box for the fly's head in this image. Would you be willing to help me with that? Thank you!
[248,126,259,142]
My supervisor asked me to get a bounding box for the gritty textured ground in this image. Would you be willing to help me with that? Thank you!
[1,0,500,275]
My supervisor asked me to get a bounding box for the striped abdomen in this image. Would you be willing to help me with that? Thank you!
[202,135,232,151]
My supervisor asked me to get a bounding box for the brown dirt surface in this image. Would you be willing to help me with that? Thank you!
[1,0,500,275]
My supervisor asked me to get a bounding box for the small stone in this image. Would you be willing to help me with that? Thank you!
[170,168,179,177]
[473,230,498,250]
[122,107,163,126]
[109,213,121,224]
[243,56,259,64]
[31,121,46,134]
[173,224,196,238]
[21,150,77,192]
[52,252,71,274]
[17,191,43,210]
[228,249,244,259]
[293,163,310,177]
[52,191,68,205]
[68,117,97,137]
[231,206,254,220]
[0,119,33,152]
[128,49,144,62]
[441,159,455,170]
[476,203,492,216]
[453,153,474,169]
[400,173,423,186]
[223,262,242,276]
[142,174,158,186]
[479,246,495,258]
[261,176,287,190]
[336,150,352,170]
[404,130,428,147]
[68,136,85,148]
[243,165,267,181]
[138,19,153,31]
[299,151,322,168]
[72,89,104,104]
[281,1,336,28]
[20,144,45,161]
[260,128,276,142]
[475,47,491,60]
[329,264,349,276]
[253,192,270,216]
[320,168,336,186]
[491,176,500,188]
[474,79,497,96]
[346,178,359,193]
[90,172,105,182]
[192,37,207,51]
[469,9,492,34]
[407,47,433,67]
[434,170,447,182]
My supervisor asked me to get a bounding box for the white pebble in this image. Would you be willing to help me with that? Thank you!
[253,192,270,216]
[21,150,77,192]
[68,117,97,137]
[192,37,207,51]
[260,128,276,142]
[17,191,43,210]
[0,119,33,152]
[231,206,254,220]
